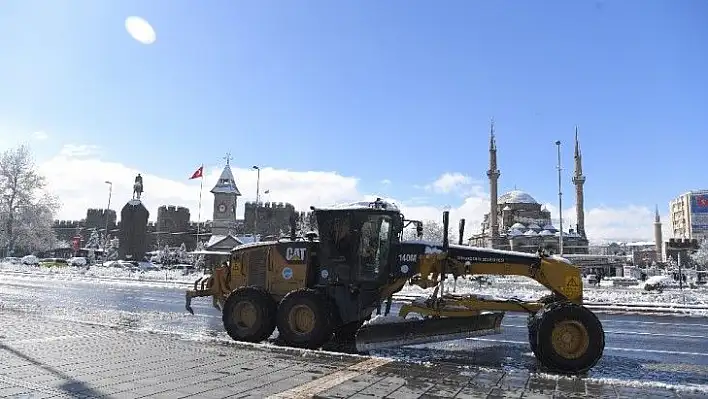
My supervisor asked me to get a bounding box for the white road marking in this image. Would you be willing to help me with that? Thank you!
[266,357,392,399]
[467,337,708,357]
[503,324,708,339]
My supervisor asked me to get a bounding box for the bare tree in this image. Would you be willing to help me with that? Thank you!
[0,145,60,255]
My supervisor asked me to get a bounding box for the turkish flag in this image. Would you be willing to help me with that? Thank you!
[190,165,203,179]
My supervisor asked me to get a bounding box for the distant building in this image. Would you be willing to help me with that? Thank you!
[670,190,708,241]
[467,123,589,254]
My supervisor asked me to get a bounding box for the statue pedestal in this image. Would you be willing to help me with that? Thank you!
[118,199,150,261]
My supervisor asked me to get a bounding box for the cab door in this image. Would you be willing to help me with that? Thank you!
[352,215,394,317]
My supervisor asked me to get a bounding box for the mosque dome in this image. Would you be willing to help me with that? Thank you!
[523,229,537,236]
[542,224,557,231]
[539,229,554,237]
[508,229,523,237]
[510,222,526,230]
[527,223,542,230]
[499,190,539,205]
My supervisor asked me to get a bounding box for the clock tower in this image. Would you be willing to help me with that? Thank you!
[210,153,242,236]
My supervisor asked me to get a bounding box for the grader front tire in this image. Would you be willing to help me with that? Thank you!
[222,286,277,343]
[533,302,605,374]
[276,289,334,350]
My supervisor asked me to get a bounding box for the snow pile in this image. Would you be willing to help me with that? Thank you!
[0,261,206,285]
[362,315,409,326]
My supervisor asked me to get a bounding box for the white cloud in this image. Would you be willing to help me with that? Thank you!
[37,148,667,244]
[32,131,48,141]
[380,179,392,185]
[426,172,474,194]
[125,16,156,45]
[40,144,360,223]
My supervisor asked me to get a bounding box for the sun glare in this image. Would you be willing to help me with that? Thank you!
[125,16,156,45]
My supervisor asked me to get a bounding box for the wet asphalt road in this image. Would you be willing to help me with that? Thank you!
[1,274,707,390]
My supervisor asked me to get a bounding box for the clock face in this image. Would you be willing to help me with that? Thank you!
[218,203,227,213]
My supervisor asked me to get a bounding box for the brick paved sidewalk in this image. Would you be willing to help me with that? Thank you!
[0,310,697,398]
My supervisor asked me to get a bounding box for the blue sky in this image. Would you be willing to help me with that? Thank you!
[1,0,706,228]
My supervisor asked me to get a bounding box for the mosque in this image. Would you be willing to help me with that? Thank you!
[467,125,589,254]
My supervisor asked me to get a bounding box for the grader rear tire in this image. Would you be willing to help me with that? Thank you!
[222,286,277,343]
[533,302,605,374]
[276,289,334,349]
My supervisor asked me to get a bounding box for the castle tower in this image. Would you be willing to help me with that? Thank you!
[654,205,663,262]
[486,119,501,242]
[211,153,242,236]
[572,127,587,238]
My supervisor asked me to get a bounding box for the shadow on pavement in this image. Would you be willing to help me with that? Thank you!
[0,343,104,398]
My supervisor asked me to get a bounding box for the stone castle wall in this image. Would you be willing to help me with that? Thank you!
[52,206,213,252]
[85,208,118,235]
[156,205,192,248]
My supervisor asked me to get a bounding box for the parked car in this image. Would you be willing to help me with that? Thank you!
[21,255,39,266]
[39,258,69,267]
[67,257,87,266]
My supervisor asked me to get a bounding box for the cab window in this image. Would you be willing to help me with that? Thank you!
[358,215,392,280]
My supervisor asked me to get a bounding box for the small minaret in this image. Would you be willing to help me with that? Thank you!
[572,127,586,238]
[654,205,663,262]
[486,119,501,241]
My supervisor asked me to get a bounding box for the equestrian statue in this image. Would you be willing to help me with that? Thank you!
[133,173,144,200]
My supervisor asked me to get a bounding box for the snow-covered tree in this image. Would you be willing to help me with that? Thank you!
[86,229,101,249]
[691,240,708,270]
[297,212,317,235]
[104,237,119,261]
[0,145,60,255]
[402,219,458,244]
[195,240,205,251]
[176,242,190,263]
[11,201,58,254]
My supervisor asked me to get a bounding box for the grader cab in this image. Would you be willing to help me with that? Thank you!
[186,198,605,374]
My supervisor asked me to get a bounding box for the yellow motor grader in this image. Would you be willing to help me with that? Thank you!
[186,198,605,374]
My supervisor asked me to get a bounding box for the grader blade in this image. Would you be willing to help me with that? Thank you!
[354,312,504,352]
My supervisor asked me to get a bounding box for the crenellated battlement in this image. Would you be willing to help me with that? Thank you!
[244,201,295,210]
[157,205,190,217]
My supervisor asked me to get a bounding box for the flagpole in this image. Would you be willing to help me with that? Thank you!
[197,165,204,244]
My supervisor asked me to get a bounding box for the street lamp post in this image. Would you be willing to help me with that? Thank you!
[555,140,564,255]
[104,181,112,255]
[252,165,260,241]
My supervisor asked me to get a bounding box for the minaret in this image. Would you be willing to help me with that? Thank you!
[654,205,663,262]
[486,119,501,243]
[572,127,586,238]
